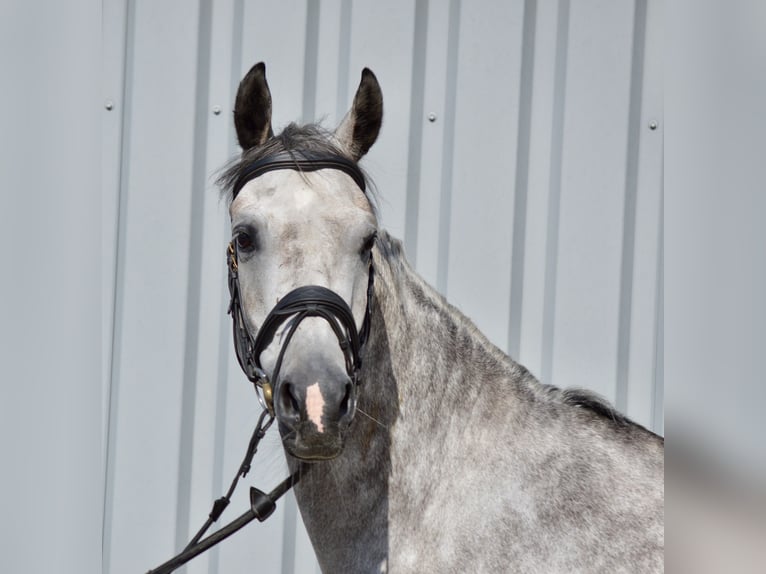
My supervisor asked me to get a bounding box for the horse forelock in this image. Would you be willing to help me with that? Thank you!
[216,122,378,214]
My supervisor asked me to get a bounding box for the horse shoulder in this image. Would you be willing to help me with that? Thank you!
[386,362,663,572]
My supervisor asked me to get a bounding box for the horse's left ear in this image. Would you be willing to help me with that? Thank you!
[335,68,383,161]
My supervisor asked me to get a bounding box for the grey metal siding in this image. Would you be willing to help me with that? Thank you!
[1,1,103,572]
[101,1,663,571]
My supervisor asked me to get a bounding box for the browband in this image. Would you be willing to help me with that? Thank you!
[232,150,367,198]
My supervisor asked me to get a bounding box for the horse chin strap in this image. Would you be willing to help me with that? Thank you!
[147,152,375,574]
[226,239,375,416]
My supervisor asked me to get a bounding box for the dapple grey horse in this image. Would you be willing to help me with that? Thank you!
[219,62,663,573]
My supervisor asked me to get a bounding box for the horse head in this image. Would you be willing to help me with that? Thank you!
[226,62,383,461]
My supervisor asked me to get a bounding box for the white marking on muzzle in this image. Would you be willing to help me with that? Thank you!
[306,382,325,433]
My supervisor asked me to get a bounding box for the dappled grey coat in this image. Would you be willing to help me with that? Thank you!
[225,62,664,573]
[292,232,664,573]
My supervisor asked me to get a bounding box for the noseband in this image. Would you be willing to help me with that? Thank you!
[227,150,375,414]
[227,243,374,415]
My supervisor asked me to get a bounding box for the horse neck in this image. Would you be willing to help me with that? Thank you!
[291,234,520,571]
[367,233,516,416]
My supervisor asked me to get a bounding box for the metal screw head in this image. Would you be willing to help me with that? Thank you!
[649,120,658,130]
[212,105,222,116]
[104,100,114,111]
[427,113,437,123]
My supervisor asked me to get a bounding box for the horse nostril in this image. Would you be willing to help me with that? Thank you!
[278,380,301,421]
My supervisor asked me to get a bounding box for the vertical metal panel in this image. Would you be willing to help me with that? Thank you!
[103,1,664,572]
[105,0,203,571]
[653,205,664,436]
[615,0,648,413]
[174,0,215,559]
[347,0,418,238]
[626,0,663,429]
[186,1,240,571]
[335,0,353,120]
[103,0,129,444]
[446,0,526,351]
[302,0,321,123]
[102,0,131,567]
[241,1,308,129]
[519,0,562,379]
[0,1,102,573]
[403,0,430,263]
[413,0,452,287]
[549,0,636,401]
[436,0,462,295]
[103,0,137,567]
[540,0,570,387]
[507,0,538,360]
[313,0,346,126]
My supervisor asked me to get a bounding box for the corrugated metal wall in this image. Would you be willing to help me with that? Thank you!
[102,0,663,572]
[1,2,103,572]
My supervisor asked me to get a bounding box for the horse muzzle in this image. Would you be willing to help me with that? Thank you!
[227,240,373,459]
[275,363,357,461]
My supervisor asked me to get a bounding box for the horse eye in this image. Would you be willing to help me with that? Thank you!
[236,232,256,252]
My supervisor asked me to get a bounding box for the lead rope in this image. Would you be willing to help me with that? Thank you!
[146,408,301,574]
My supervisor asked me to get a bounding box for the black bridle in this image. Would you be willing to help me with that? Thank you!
[227,238,375,416]
[147,151,374,574]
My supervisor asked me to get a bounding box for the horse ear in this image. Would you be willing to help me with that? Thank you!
[234,62,274,150]
[335,68,383,161]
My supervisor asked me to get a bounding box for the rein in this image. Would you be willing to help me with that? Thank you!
[147,151,374,573]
